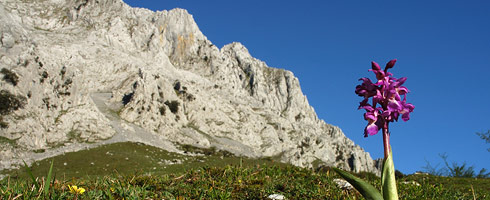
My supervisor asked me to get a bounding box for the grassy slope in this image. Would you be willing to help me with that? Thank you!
[2,142,286,179]
[1,142,489,199]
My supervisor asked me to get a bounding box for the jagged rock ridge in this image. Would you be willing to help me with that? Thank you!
[0,0,380,174]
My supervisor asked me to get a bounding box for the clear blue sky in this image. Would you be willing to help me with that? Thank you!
[122,0,490,174]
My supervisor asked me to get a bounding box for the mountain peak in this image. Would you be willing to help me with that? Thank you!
[0,0,380,174]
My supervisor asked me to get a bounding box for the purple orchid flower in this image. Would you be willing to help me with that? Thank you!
[355,59,414,158]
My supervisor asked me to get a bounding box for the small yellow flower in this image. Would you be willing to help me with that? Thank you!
[68,185,86,195]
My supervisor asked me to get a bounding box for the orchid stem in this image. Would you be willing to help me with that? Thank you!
[383,123,390,159]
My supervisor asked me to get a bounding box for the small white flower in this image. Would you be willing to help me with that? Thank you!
[268,194,285,200]
[334,178,354,190]
[401,181,420,186]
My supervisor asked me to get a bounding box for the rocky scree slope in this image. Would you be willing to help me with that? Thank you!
[0,0,380,174]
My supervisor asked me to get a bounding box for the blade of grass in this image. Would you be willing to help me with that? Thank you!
[43,159,54,196]
[471,184,476,200]
[117,177,126,198]
[105,189,115,200]
[22,160,39,190]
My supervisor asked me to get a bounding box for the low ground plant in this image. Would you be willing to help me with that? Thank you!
[1,142,488,199]
[1,164,488,199]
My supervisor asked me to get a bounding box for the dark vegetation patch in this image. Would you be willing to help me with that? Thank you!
[164,100,179,114]
[159,106,166,115]
[122,92,134,105]
[42,97,52,110]
[295,113,302,121]
[0,136,18,146]
[67,130,85,143]
[179,144,233,157]
[1,68,19,86]
[173,81,181,91]
[0,90,26,115]
[40,71,48,83]
[59,66,66,78]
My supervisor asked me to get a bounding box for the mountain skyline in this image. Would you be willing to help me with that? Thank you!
[122,0,490,174]
[1,0,381,173]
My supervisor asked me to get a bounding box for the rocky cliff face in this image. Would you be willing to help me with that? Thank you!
[0,0,380,174]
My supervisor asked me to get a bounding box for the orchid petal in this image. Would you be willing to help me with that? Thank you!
[397,86,409,95]
[373,90,383,103]
[364,122,380,137]
[355,85,366,96]
[393,112,400,122]
[381,110,391,118]
[364,112,377,121]
[358,99,370,109]
[360,105,375,112]
[401,99,415,111]
[395,77,407,87]
[401,112,410,121]
[394,93,401,101]
[359,77,372,83]
[387,100,402,112]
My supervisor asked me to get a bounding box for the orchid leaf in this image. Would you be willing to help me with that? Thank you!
[333,167,383,200]
[381,148,399,200]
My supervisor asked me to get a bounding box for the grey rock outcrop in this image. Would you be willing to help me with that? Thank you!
[0,0,379,174]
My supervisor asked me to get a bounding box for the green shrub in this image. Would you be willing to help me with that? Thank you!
[476,130,490,152]
[1,68,19,86]
[395,169,405,179]
[0,90,26,115]
[423,153,490,178]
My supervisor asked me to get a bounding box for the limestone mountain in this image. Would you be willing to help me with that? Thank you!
[0,0,380,174]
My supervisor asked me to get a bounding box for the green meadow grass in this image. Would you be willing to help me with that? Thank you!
[1,142,489,199]
[2,142,286,179]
